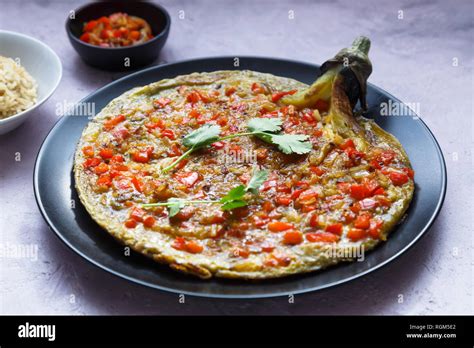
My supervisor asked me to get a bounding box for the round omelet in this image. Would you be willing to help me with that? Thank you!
[74,70,414,279]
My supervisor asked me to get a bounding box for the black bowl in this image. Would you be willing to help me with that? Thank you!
[66,1,171,71]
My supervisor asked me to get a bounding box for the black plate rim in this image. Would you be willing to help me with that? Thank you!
[33,56,447,298]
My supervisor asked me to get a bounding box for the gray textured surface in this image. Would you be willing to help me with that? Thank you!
[0,0,472,315]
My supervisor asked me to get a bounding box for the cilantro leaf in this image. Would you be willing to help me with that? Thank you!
[219,185,245,204]
[221,199,248,211]
[182,124,221,149]
[166,198,186,217]
[219,185,249,210]
[269,134,312,154]
[247,118,282,133]
[245,169,268,194]
[247,117,312,155]
[162,124,221,172]
[144,170,269,214]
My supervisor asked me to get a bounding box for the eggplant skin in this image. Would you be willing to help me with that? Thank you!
[74,70,414,280]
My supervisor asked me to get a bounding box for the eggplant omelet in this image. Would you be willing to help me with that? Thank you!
[74,37,414,279]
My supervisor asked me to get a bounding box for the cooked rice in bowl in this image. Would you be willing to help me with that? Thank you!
[0,56,37,119]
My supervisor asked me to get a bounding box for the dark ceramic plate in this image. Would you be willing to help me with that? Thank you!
[34,57,447,298]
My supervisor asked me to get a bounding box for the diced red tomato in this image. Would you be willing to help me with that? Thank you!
[368,219,383,239]
[339,139,355,150]
[310,166,325,176]
[297,188,318,204]
[129,30,140,40]
[301,205,317,213]
[203,213,226,224]
[83,157,101,168]
[80,32,90,43]
[306,231,339,243]
[347,228,367,241]
[261,180,277,192]
[309,213,319,228]
[93,162,109,175]
[161,129,175,140]
[145,120,164,131]
[253,216,269,228]
[233,247,250,258]
[302,111,316,123]
[388,171,409,186]
[261,242,275,253]
[262,201,274,213]
[217,117,228,126]
[354,212,372,229]
[291,188,305,200]
[350,184,371,200]
[268,221,294,232]
[82,146,94,157]
[167,144,182,157]
[104,114,126,130]
[271,90,296,103]
[373,187,385,195]
[343,211,356,223]
[350,202,362,214]
[345,147,366,161]
[225,86,236,96]
[173,208,194,221]
[186,91,202,104]
[172,237,186,250]
[96,174,112,188]
[376,150,397,165]
[99,148,113,159]
[112,128,129,140]
[131,177,143,193]
[370,159,382,170]
[174,159,189,171]
[275,195,292,206]
[124,219,137,228]
[251,82,265,94]
[282,230,303,245]
[362,178,380,195]
[312,129,323,137]
[84,20,98,32]
[97,16,109,25]
[276,185,291,193]
[132,147,153,163]
[325,223,343,235]
[174,172,200,188]
[172,238,203,254]
[129,207,146,222]
[143,215,156,228]
[188,109,201,119]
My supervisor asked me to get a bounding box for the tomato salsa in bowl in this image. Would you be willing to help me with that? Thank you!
[66,1,170,71]
[79,12,155,48]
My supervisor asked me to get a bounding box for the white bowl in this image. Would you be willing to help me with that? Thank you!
[0,30,62,134]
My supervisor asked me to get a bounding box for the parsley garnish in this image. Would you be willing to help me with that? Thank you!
[142,170,268,216]
[246,118,312,154]
[162,118,312,173]
[162,125,221,173]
